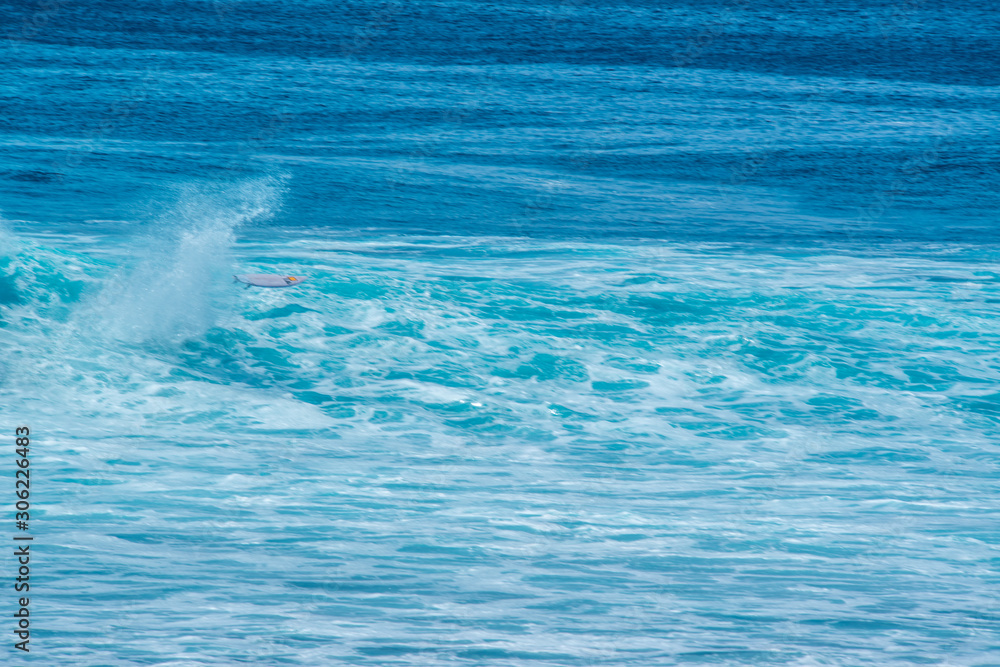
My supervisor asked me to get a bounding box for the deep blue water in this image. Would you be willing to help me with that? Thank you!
[1,1,999,664]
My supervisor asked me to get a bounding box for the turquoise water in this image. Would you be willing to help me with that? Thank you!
[3,185,999,662]
[2,0,1000,663]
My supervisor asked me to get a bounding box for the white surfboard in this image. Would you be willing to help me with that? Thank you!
[234,274,305,288]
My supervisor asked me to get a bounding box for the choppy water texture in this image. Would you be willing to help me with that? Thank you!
[1,0,999,665]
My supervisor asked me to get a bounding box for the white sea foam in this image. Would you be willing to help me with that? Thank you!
[84,177,284,345]
[3,231,1000,666]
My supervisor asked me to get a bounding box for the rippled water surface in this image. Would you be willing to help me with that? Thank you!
[4,214,999,664]
[1,0,999,664]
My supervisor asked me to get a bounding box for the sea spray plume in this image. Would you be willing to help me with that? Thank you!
[88,178,283,345]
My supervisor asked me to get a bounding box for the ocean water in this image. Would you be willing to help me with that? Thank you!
[1,1,999,665]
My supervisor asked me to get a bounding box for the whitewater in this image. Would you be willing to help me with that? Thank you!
[1,179,997,664]
[2,0,1000,663]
